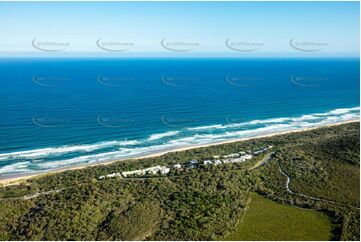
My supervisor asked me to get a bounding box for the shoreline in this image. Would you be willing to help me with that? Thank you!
[0,119,359,186]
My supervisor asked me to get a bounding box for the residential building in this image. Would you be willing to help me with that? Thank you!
[203,160,212,165]
[214,160,222,165]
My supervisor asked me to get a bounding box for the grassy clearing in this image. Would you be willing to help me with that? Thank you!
[224,193,332,241]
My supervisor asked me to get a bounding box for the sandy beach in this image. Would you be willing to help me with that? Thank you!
[0,119,359,186]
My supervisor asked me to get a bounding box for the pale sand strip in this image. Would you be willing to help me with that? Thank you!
[0,119,359,186]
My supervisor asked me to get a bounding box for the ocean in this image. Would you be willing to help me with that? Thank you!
[0,58,359,177]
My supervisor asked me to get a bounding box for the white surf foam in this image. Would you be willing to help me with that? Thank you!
[1,106,359,175]
[0,140,140,160]
[187,124,223,131]
[38,144,180,169]
[148,131,180,141]
[0,162,30,174]
[184,107,360,132]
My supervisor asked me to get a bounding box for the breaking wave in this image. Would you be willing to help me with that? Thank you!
[148,131,180,141]
[0,106,359,176]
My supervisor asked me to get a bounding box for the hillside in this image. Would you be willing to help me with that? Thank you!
[0,122,359,240]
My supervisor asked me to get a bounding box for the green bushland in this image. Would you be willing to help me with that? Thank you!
[97,201,162,240]
[0,122,359,240]
[224,193,332,241]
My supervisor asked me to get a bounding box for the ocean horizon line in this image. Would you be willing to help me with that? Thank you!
[0,55,359,60]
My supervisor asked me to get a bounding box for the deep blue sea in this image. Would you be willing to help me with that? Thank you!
[0,58,359,177]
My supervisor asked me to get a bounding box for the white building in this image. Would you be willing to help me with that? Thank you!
[203,160,212,165]
[232,154,253,163]
[189,159,198,164]
[147,168,158,175]
[222,159,232,164]
[241,154,253,160]
[122,170,144,177]
[253,148,267,155]
[121,165,170,177]
[173,164,182,169]
[224,153,239,158]
[214,160,222,165]
[99,172,122,179]
[108,173,121,178]
[160,167,170,174]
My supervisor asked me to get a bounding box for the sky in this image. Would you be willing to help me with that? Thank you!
[0,1,359,57]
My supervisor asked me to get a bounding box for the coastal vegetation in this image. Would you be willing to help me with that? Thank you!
[224,193,332,241]
[0,122,359,240]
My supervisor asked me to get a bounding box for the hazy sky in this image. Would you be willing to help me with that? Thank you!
[0,1,359,57]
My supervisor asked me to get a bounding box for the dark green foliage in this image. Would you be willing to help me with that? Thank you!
[340,209,360,241]
[98,201,162,240]
[0,200,34,240]
[0,122,359,240]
